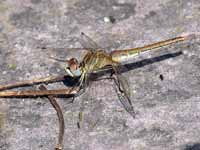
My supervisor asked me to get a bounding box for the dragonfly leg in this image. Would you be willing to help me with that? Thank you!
[71,83,86,104]
[74,86,86,98]
[109,70,125,93]
[73,73,88,98]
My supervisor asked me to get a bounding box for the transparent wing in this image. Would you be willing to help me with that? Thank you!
[76,73,101,129]
[38,32,102,62]
[38,47,90,51]
[37,32,103,61]
[37,46,92,56]
[38,32,102,52]
[112,65,136,118]
[38,47,89,63]
[80,32,102,51]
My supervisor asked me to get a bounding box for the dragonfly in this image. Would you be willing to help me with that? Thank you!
[0,33,191,114]
[0,32,195,150]
[51,33,192,117]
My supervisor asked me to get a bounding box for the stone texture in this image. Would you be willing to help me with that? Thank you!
[0,0,200,150]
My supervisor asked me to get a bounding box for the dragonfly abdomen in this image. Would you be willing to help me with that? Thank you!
[111,36,187,62]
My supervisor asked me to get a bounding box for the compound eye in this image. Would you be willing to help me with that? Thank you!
[68,58,79,71]
[65,58,81,77]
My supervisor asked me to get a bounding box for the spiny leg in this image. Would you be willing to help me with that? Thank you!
[64,72,86,103]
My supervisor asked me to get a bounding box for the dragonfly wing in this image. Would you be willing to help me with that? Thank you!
[38,47,89,63]
[77,73,102,129]
[80,32,102,51]
[112,65,135,118]
[38,32,103,61]
[39,47,90,56]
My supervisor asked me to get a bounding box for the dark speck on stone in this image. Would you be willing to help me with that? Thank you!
[159,74,164,81]
[149,11,157,17]
[104,16,116,23]
[108,16,116,23]
[145,10,157,19]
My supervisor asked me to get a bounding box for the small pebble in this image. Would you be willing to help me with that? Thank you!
[104,17,110,23]
[103,16,116,23]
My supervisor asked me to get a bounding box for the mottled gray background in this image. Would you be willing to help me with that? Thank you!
[0,0,200,150]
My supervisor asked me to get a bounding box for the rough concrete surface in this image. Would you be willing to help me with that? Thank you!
[0,0,200,150]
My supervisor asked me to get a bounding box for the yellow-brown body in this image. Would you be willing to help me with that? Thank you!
[80,35,187,80]
[80,50,118,75]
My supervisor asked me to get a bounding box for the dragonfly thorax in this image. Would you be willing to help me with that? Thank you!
[80,50,117,74]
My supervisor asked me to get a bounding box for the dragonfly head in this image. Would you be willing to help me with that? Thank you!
[65,58,82,77]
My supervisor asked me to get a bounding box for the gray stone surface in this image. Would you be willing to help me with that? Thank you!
[0,0,200,150]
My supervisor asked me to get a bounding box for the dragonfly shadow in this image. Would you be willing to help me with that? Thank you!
[124,51,183,73]
[63,76,80,87]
